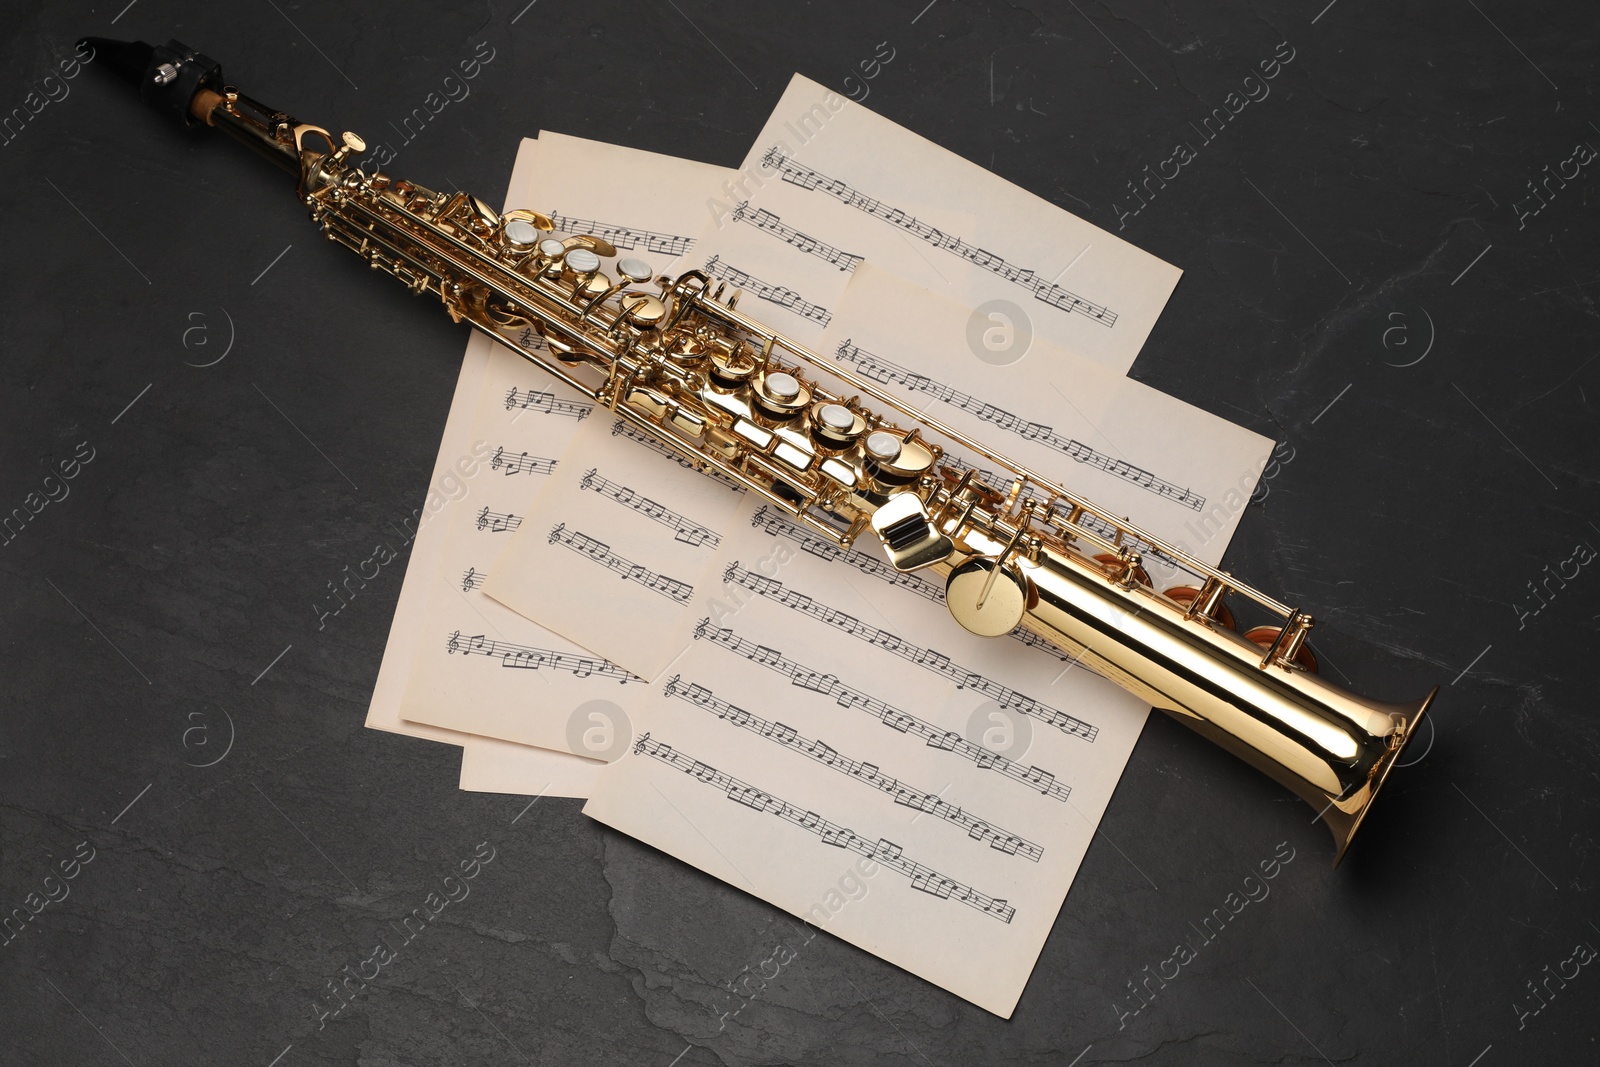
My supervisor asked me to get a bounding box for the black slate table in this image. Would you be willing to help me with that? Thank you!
[2,2,1595,1064]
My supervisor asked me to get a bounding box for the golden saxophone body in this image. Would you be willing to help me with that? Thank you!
[84,36,1434,862]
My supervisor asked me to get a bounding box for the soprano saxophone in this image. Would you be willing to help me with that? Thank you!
[84,36,1435,863]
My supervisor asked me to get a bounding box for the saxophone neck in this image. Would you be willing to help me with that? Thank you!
[80,34,349,183]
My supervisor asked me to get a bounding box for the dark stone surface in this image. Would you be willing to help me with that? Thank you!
[2,1,1595,1064]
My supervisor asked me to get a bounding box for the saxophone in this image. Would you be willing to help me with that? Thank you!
[83,35,1435,863]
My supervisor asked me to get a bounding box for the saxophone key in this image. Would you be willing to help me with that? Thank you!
[730,417,775,450]
[669,405,708,438]
[863,430,934,486]
[752,370,811,419]
[1163,584,1237,630]
[818,456,859,489]
[704,427,742,461]
[772,438,815,473]
[617,257,653,282]
[1094,552,1151,588]
[1243,623,1318,673]
[810,401,866,450]
[946,557,1030,637]
[623,385,670,420]
[621,294,666,328]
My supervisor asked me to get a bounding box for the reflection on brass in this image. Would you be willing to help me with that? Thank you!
[88,37,1436,864]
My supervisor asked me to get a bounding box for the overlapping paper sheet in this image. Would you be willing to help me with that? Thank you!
[481,413,748,680]
[826,264,1269,562]
[470,98,1267,1014]
[372,91,1268,1015]
[691,74,1182,372]
[570,276,1269,1016]
[364,136,599,799]
[366,133,734,789]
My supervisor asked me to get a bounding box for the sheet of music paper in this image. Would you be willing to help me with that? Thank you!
[583,490,1151,1017]
[575,262,1272,1014]
[381,134,736,763]
[824,264,1273,572]
[363,136,602,797]
[691,74,1182,373]
[483,413,748,679]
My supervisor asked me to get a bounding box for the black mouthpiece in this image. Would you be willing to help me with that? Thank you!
[79,35,223,129]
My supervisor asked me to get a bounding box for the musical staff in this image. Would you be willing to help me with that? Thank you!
[548,524,695,605]
[476,507,521,533]
[446,630,641,680]
[547,211,694,258]
[749,506,1069,661]
[703,254,831,326]
[664,676,1043,861]
[609,419,745,490]
[723,563,1095,742]
[936,455,1184,574]
[580,467,721,548]
[692,619,1071,803]
[633,732,1017,923]
[730,201,862,272]
[504,386,594,420]
[490,446,559,477]
[835,340,1204,512]
[760,147,1115,328]
[461,566,484,591]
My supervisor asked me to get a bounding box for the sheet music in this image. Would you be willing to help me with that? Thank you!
[364,136,602,798]
[458,740,601,796]
[395,324,645,751]
[579,222,1264,1017]
[395,133,738,753]
[584,496,1151,1016]
[483,413,748,679]
[825,265,1272,568]
[692,74,1181,372]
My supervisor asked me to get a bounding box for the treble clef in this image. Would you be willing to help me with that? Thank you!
[461,567,477,592]
[490,445,504,471]
[580,467,598,491]
[504,387,519,410]
[548,522,566,544]
[447,630,462,654]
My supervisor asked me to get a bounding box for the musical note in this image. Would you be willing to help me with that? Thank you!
[663,676,1044,861]
[547,525,695,605]
[461,566,484,591]
[931,455,1186,578]
[702,255,831,326]
[475,507,522,533]
[489,446,559,477]
[608,419,746,491]
[580,467,722,549]
[748,506,1071,661]
[444,630,642,682]
[504,386,594,421]
[546,211,695,258]
[759,147,1116,329]
[690,619,1074,802]
[721,562,1095,742]
[730,202,864,273]
[832,340,1204,512]
[634,734,1017,923]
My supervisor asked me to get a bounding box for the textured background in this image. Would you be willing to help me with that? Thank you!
[1,1,1596,1064]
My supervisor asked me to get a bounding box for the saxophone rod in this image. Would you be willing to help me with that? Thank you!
[80,35,1438,864]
